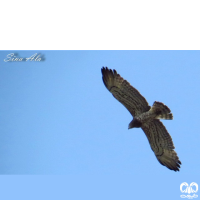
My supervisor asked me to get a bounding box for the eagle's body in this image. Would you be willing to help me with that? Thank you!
[101,67,181,171]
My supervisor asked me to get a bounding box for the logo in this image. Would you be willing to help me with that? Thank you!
[4,53,45,62]
[180,182,198,199]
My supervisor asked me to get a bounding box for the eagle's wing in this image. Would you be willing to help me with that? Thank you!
[101,67,150,117]
[141,119,181,171]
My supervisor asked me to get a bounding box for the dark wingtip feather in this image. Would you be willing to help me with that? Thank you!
[101,66,106,74]
[101,67,117,76]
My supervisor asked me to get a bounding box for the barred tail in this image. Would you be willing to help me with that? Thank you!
[151,101,173,120]
[156,113,173,120]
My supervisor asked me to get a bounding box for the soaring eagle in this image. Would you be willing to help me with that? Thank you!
[101,67,181,171]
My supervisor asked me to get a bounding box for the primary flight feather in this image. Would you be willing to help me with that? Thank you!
[101,67,181,171]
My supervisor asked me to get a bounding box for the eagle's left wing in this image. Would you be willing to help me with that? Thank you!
[101,67,150,117]
[141,119,181,171]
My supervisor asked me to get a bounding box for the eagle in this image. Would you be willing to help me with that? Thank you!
[101,67,181,171]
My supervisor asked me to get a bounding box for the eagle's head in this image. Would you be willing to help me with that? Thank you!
[128,118,142,129]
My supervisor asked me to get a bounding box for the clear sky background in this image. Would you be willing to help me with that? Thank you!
[0,50,200,199]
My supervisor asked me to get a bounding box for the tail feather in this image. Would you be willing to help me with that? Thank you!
[156,113,173,120]
[151,101,173,120]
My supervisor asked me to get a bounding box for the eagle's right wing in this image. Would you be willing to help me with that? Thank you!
[141,119,181,171]
[101,67,150,117]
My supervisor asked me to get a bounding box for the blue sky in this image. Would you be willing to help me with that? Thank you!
[0,51,200,199]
